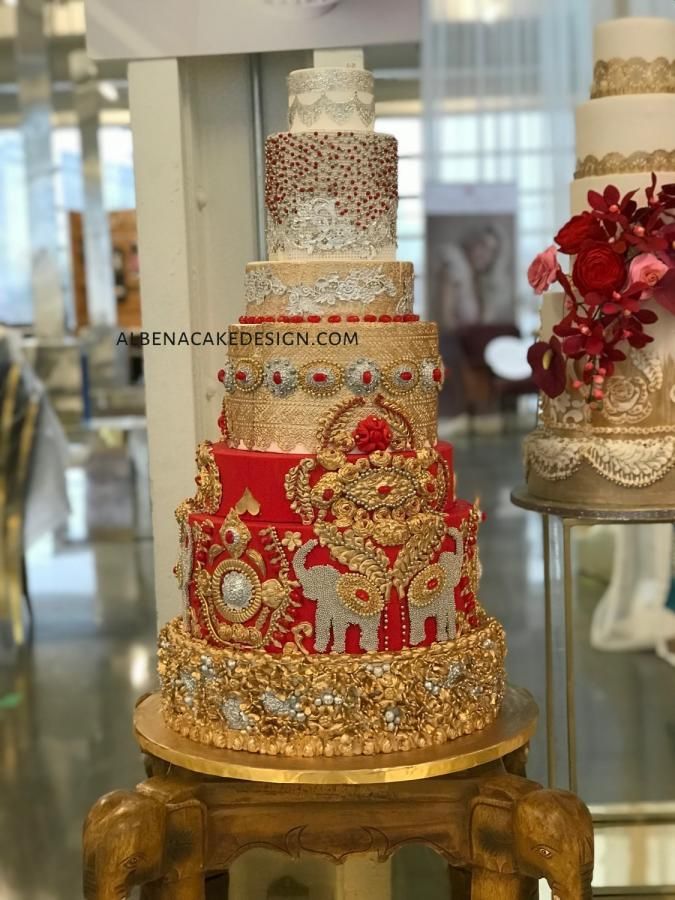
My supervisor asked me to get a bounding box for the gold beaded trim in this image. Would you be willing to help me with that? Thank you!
[591,56,675,98]
[575,149,675,179]
[158,613,506,757]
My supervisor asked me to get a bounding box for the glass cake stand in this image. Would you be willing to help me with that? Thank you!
[510,486,675,800]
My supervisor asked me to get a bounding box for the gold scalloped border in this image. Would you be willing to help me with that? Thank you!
[158,614,506,757]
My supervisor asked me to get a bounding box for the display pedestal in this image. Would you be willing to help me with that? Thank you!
[511,486,675,795]
[82,688,595,900]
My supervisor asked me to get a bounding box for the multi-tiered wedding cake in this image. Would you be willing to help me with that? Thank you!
[525,17,675,509]
[157,67,506,758]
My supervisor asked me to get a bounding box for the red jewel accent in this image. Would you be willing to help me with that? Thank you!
[217,415,225,431]
[362,371,373,385]
[290,315,304,323]
[377,484,392,495]
[194,475,201,484]
[308,315,321,323]
[400,371,413,382]
[364,314,377,322]
[224,530,236,545]
[217,369,226,382]
[322,488,334,501]
[347,315,360,322]
[235,370,247,381]
[253,316,264,324]
[355,588,370,602]
[425,482,435,493]
[313,372,327,383]
[279,315,290,323]
[327,315,341,323]
[432,367,442,382]
[272,371,283,385]
[393,315,404,322]
[426,578,439,591]
[379,315,392,322]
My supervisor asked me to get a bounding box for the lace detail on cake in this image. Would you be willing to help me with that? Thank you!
[288,69,374,95]
[591,56,675,98]
[245,265,412,315]
[544,348,666,430]
[524,429,675,488]
[288,92,375,129]
[575,149,675,179]
[267,196,397,259]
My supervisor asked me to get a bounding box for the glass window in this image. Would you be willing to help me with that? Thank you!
[0,131,31,325]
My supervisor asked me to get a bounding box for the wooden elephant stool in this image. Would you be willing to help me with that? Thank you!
[83,759,593,900]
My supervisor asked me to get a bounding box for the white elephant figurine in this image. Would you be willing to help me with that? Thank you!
[293,539,382,652]
[408,527,464,646]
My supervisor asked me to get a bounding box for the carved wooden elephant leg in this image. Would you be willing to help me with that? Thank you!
[471,869,538,900]
[205,872,229,899]
[502,744,529,778]
[141,875,205,900]
[448,866,471,899]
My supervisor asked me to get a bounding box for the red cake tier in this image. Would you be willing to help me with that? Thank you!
[198,440,454,519]
[175,440,482,657]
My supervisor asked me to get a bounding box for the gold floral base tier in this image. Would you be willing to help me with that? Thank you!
[158,614,506,757]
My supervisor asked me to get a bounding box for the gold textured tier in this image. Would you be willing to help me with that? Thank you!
[219,321,443,452]
[526,292,675,508]
[244,261,414,318]
[158,614,506,758]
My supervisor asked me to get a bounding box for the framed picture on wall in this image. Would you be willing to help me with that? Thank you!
[425,183,520,419]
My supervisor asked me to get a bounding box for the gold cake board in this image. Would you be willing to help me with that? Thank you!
[134,686,536,785]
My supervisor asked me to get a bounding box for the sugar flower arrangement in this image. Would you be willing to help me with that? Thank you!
[527,175,675,404]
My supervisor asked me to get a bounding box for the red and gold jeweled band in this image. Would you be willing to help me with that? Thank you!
[218,322,443,452]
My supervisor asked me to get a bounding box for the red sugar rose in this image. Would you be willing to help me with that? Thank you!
[353,416,392,453]
[554,211,605,254]
[572,241,626,296]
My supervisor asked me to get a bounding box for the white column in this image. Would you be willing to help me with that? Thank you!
[128,56,257,623]
[69,49,117,329]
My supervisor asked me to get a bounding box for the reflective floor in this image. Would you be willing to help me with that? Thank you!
[1,429,674,899]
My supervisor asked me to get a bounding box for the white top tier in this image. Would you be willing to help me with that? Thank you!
[287,67,375,134]
[594,17,675,65]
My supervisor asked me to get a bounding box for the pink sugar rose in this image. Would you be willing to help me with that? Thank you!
[628,253,669,297]
[528,245,559,295]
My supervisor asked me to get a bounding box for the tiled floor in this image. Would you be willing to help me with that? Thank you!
[0,429,674,899]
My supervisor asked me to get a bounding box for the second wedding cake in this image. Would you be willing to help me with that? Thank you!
[525,17,675,509]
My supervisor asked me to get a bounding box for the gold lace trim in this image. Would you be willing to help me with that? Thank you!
[575,149,675,179]
[158,614,506,757]
[591,56,675,98]
[524,428,675,488]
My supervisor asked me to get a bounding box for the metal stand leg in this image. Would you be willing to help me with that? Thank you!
[562,520,577,794]
[542,514,555,789]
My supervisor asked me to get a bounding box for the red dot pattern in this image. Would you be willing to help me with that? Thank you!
[265,131,398,233]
